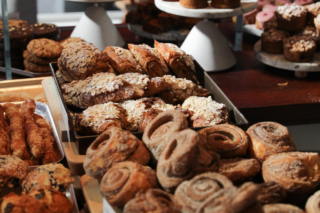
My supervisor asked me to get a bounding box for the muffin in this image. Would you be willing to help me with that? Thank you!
[276,3,307,32]
[180,0,208,9]
[261,28,288,54]
[283,35,316,62]
[306,2,320,26]
[0,193,47,213]
[296,25,320,48]
[315,14,320,36]
[212,0,240,8]
[244,9,258,24]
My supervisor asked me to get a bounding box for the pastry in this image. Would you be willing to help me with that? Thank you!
[306,2,320,26]
[137,0,161,17]
[0,155,28,188]
[263,204,305,213]
[55,70,68,87]
[0,193,47,213]
[294,0,313,6]
[262,152,320,202]
[198,124,249,158]
[257,182,287,204]
[142,110,188,164]
[23,59,51,72]
[306,190,320,213]
[174,172,234,213]
[283,35,316,62]
[23,50,58,65]
[160,75,210,104]
[22,163,74,193]
[296,26,320,47]
[103,46,144,74]
[158,12,184,30]
[31,23,59,39]
[27,38,62,58]
[123,189,179,213]
[58,41,114,81]
[128,43,170,77]
[218,158,261,184]
[84,127,150,179]
[75,102,127,135]
[0,26,34,43]
[244,9,258,25]
[154,40,199,84]
[59,37,84,48]
[276,3,307,32]
[142,19,167,34]
[0,19,29,29]
[246,122,296,162]
[180,0,208,9]
[212,0,240,8]
[316,14,320,36]
[157,129,219,192]
[182,96,229,127]
[100,161,157,207]
[261,28,288,54]
[62,72,168,109]
[125,11,143,24]
[0,105,10,155]
[244,202,264,213]
[28,189,73,213]
[255,11,276,30]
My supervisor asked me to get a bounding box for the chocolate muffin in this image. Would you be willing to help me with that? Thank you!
[283,35,316,62]
[261,28,288,54]
[276,3,307,32]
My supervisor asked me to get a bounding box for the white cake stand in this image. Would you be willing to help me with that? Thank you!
[243,24,263,37]
[155,0,257,72]
[254,40,320,78]
[66,0,125,50]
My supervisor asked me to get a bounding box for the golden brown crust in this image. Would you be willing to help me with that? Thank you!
[198,124,249,158]
[0,105,10,155]
[0,155,28,188]
[262,152,320,202]
[103,46,145,74]
[55,70,68,88]
[23,50,58,65]
[306,190,320,213]
[257,182,287,204]
[128,43,170,77]
[59,37,85,48]
[27,38,63,58]
[218,158,261,185]
[84,127,150,179]
[246,122,296,162]
[100,161,157,207]
[123,189,179,213]
[263,204,305,213]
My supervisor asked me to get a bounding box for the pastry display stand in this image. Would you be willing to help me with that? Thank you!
[254,40,320,78]
[66,0,125,50]
[243,24,263,37]
[155,0,257,72]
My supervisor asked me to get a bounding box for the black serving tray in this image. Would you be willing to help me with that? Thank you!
[50,61,248,155]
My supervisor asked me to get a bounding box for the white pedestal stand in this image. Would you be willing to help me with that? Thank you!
[155,0,257,72]
[254,40,320,78]
[67,0,125,50]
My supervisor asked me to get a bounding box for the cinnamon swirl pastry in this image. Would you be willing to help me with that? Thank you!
[306,190,320,213]
[246,122,296,162]
[218,158,261,184]
[123,189,179,213]
[142,110,188,164]
[157,129,219,192]
[257,182,287,204]
[100,161,157,207]
[262,152,320,201]
[174,172,234,213]
[263,204,305,213]
[198,124,249,158]
[84,127,150,179]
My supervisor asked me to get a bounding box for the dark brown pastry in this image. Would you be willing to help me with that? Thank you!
[276,3,307,32]
[257,182,287,204]
[128,43,170,77]
[218,158,261,184]
[0,193,47,213]
[211,0,240,8]
[198,124,249,158]
[262,152,320,202]
[142,110,188,164]
[0,26,34,43]
[263,204,305,213]
[306,2,320,26]
[158,13,184,30]
[103,46,144,74]
[84,127,150,179]
[154,40,199,84]
[0,105,10,155]
[261,28,288,54]
[125,11,143,24]
[180,0,208,8]
[283,35,316,62]
[157,129,219,192]
[123,189,179,213]
[246,122,296,162]
[0,155,28,188]
[296,26,320,45]
[31,23,59,39]
[174,172,234,213]
[143,19,167,34]
[306,190,320,213]
[100,161,157,207]
[0,19,29,29]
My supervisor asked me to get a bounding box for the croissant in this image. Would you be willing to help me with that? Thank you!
[262,152,320,202]
[246,122,296,162]
[154,40,199,84]
[198,124,249,158]
[84,127,150,179]
[100,161,157,207]
[257,182,287,204]
[142,110,188,164]
[103,46,145,74]
[262,204,305,213]
[128,43,170,77]
[157,129,219,192]
[123,189,179,213]
[218,158,261,185]
[306,190,320,213]
[174,172,234,213]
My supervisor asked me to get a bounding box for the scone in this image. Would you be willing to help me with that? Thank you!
[0,193,47,213]
[212,0,240,9]
[283,35,316,62]
[261,28,288,54]
[180,0,208,8]
[0,155,29,188]
[28,189,73,213]
[275,3,307,32]
[22,163,74,194]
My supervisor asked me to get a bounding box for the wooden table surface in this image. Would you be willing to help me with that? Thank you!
[2,23,320,126]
